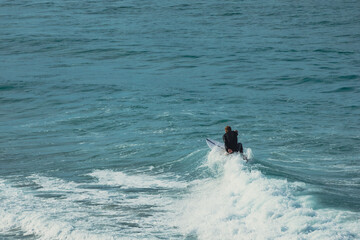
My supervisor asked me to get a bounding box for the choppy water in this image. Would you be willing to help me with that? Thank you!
[1,0,360,239]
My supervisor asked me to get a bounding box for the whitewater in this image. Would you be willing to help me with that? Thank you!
[1,0,360,239]
[1,149,359,239]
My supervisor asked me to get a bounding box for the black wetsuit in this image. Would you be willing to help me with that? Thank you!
[223,131,243,153]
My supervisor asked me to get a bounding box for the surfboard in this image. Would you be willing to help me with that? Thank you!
[206,138,249,161]
[206,138,225,150]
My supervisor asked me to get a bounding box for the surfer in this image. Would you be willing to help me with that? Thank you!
[222,126,244,154]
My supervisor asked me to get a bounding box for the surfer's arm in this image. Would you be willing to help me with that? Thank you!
[223,136,234,153]
[223,134,230,152]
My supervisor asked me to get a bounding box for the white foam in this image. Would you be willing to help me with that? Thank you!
[174,150,360,240]
[88,170,188,189]
[1,157,359,240]
[244,147,254,160]
[0,172,183,239]
[0,179,115,240]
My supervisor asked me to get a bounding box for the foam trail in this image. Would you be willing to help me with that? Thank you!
[174,149,360,240]
[0,172,183,239]
[0,179,115,240]
[244,147,254,160]
[88,170,188,189]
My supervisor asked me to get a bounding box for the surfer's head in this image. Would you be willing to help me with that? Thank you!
[225,126,231,133]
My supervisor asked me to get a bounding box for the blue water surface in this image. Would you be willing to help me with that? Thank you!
[1,0,359,239]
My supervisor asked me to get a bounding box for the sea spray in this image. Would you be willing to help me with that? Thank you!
[0,173,183,239]
[174,149,360,240]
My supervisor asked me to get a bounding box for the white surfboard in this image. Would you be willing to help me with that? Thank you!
[206,138,225,150]
[206,138,250,161]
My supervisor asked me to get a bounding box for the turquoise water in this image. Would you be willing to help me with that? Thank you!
[1,0,360,239]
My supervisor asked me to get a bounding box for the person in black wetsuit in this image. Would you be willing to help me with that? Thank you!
[222,126,243,154]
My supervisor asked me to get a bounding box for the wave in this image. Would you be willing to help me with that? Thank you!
[173,149,360,239]
[1,154,359,239]
[0,172,184,239]
[88,169,188,189]
[0,178,116,240]
[321,86,358,93]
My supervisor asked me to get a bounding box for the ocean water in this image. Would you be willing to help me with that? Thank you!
[1,0,360,239]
